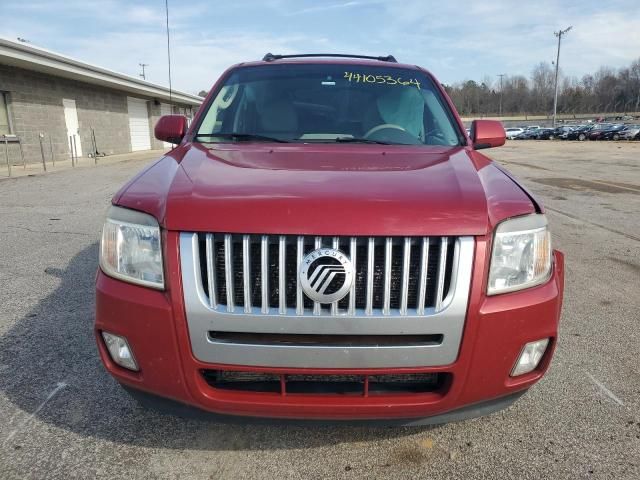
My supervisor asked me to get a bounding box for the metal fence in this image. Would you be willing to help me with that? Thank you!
[2,135,25,177]
[2,127,105,177]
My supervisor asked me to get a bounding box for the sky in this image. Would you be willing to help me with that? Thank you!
[2,0,639,95]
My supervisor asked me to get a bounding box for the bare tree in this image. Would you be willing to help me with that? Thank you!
[444,57,640,116]
[530,62,555,114]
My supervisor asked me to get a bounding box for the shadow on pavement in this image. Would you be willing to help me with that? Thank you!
[0,243,424,450]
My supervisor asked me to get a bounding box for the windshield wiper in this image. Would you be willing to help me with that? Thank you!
[195,133,290,143]
[333,137,393,145]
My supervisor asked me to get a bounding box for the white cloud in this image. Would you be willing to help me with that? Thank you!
[285,1,367,16]
[565,12,640,73]
[374,0,640,83]
[62,30,340,94]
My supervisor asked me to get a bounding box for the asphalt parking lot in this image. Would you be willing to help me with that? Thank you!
[1,141,639,479]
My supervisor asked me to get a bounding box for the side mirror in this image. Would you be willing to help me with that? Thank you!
[154,115,188,144]
[471,120,506,150]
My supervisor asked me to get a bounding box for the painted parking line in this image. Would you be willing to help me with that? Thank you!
[589,179,640,194]
[2,382,68,447]
[586,373,624,407]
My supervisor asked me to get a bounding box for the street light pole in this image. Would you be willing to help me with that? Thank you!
[139,63,149,80]
[552,26,572,127]
[497,73,506,116]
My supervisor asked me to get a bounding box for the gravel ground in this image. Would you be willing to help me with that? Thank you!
[0,141,639,479]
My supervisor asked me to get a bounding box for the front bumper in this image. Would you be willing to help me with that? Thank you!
[95,232,564,421]
[121,384,527,426]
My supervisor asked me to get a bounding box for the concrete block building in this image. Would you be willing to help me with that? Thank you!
[0,38,202,166]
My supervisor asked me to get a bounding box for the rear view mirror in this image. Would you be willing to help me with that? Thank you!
[471,120,506,150]
[154,115,188,144]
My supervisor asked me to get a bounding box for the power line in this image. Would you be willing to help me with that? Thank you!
[165,0,173,110]
[552,26,572,127]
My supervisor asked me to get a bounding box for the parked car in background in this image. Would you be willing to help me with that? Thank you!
[548,126,573,140]
[514,129,540,139]
[558,126,580,139]
[599,124,628,141]
[588,124,617,140]
[535,128,556,140]
[619,125,640,140]
[565,125,594,141]
[505,127,524,139]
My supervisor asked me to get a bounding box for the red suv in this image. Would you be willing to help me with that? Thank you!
[96,54,564,424]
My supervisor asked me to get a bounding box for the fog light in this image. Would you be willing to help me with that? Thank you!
[102,332,138,371]
[511,339,549,376]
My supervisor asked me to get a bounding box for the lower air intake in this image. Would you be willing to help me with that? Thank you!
[201,370,448,395]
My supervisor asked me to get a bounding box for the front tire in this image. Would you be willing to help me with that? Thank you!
[578,133,586,141]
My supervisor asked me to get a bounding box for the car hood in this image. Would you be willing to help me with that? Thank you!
[115,142,536,236]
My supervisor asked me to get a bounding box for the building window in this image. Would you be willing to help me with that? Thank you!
[0,92,11,135]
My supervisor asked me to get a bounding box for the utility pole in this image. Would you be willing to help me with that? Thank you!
[552,26,572,127]
[139,63,148,80]
[497,73,506,116]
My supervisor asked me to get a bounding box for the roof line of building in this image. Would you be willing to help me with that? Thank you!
[0,37,203,106]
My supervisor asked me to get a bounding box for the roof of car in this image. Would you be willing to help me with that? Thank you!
[234,56,425,72]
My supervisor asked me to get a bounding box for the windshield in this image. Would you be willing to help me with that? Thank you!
[195,64,463,146]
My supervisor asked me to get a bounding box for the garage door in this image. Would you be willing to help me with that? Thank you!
[127,97,151,151]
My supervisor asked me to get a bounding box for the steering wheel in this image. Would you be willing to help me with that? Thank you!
[364,123,407,138]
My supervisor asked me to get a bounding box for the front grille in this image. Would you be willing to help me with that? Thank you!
[201,369,448,395]
[193,234,457,316]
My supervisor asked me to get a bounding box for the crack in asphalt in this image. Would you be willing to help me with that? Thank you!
[1,225,94,237]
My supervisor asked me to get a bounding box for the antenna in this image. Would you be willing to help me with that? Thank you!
[139,63,148,80]
[165,0,173,110]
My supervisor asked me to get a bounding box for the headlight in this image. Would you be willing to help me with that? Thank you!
[99,206,164,289]
[488,214,552,295]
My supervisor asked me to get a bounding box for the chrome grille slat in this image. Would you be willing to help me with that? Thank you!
[261,235,269,314]
[435,237,448,312]
[313,236,322,316]
[205,233,216,308]
[242,235,251,313]
[400,237,411,315]
[224,234,234,313]
[195,233,461,317]
[417,238,430,315]
[348,237,357,315]
[365,237,374,316]
[296,236,304,315]
[278,235,286,314]
[383,237,392,315]
[331,236,340,315]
